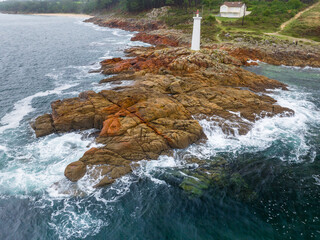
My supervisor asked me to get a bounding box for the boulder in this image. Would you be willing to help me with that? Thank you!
[31,114,55,137]
[64,161,86,182]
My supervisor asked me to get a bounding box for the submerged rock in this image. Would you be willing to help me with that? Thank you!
[180,157,257,201]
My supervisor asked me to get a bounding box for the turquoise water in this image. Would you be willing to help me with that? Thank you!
[0,13,319,240]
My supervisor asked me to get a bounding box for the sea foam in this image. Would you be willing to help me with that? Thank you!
[0,131,98,196]
[184,86,320,163]
[0,84,76,134]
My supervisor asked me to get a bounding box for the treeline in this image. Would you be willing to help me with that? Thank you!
[118,0,315,12]
[0,0,96,13]
[0,0,316,14]
[125,0,203,12]
[0,0,197,13]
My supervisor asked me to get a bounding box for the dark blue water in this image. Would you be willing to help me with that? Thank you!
[0,13,319,240]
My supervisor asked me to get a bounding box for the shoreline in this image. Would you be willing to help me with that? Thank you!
[32,13,94,19]
[0,11,94,19]
[85,16,320,68]
[32,20,296,188]
[32,14,319,189]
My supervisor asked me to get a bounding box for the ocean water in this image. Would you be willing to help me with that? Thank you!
[0,13,319,240]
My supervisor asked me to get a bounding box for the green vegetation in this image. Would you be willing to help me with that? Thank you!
[1,0,313,15]
[220,0,308,33]
[162,7,220,42]
[216,16,238,22]
[0,0,205,14]
[0,0,317,43]
[0,0,96,14]
[161,0,314,43]
[281,1,320,41]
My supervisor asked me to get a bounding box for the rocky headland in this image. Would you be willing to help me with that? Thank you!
[32,45,294,188]
[32,13,320,189]
[85,14,320,68]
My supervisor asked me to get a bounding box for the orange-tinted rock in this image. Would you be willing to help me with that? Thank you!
[84,147,99,156]
[101,57,122,66]
[100,117,121,136]
[33,46,297,188]
[84,17,164,32]
[224,45,320,68]
[131,32,179,47]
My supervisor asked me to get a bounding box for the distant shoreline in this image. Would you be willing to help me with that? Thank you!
[32,13,94,19]
[0,11,94,19]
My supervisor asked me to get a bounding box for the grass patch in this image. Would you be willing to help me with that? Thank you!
[216,16,239,22]
[281,1,320,41]
[218,0,310,33]
[161,0,315,44]
[162,7,220,42]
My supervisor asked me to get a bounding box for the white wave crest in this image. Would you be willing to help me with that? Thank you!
[91,80,134,92]
[280,65,320,71]
[185,87,320,163]
[0,145,7,152]
[313,175,320,186]
[46,174,134,239]
[89,41,107,46]
[0,84,77,134]
[133,154,185,185]
[98,50,113,60]
[0,131,98,196]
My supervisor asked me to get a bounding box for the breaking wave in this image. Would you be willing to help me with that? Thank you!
[184,87,320,163]
[0,84,77,134]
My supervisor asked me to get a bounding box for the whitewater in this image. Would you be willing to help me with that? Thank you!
[0,13,319,240]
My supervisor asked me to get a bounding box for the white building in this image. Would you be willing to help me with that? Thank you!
[220,2,247,18]
[191,10,202,51]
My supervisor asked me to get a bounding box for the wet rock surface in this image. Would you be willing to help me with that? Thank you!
[32,45,294,188]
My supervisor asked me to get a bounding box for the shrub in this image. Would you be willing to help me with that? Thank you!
[206,14,216,22]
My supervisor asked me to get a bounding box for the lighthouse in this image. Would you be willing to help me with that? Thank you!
[191,10,202,51]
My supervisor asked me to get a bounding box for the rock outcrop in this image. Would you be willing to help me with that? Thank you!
[32,46,294,188]
[146,6,171,20]
[85,16,165,32]
[131,32,179,47]
[85,16,320,67]
[85,16,189,47]
[222,44,320,68]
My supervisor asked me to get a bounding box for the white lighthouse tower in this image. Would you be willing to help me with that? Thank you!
[191,10,202,51]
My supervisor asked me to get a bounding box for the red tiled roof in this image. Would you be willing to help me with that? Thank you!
[222,2,245,7]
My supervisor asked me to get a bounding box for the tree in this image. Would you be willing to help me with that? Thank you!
[165,0,174,5]
[288,0,302,9]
